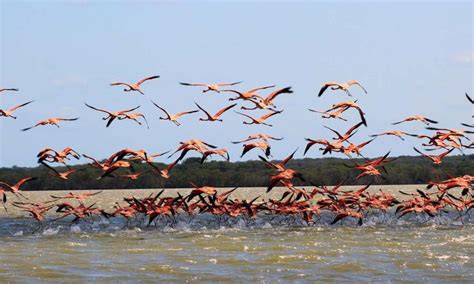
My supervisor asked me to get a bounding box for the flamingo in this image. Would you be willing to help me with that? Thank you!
[168,139,217,158]
[110,75,160,95]
[331,210,363,226]
[232,134,283,144]
[341,138,375,157]
[151,101,198,126]
[120,172,146,181]
[201,149,230,163]
[304,138,332,155]
[392,115,438,125]
[258,148,297,171]
[370,131,417,141]
[85,102,140,127]
[349,152,395,180]
[51,190,102,204]
[325,100,367,126]
[118,112,149,128]
[0,177,37,200]
[12,202,54,223]
[21,117,79,131]
[326,121,364,141]
[223,85,274,101]
[318,80,367,97]
[37,147,80,165]
[267,169,306,193]
[147,158,180,179]
[40,162,83,180]
[180,81,242,93]
[308,108,348,122]
[235,110,283,127]
[413,147,454,165]
[241,87,293,111]
[241,141,271,158]
[195,102,237,122]
[186,183,217,202]
[0,88,19,93]
[0,101,34,119]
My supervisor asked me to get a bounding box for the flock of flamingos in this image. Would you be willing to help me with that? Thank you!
[0,76,473,230]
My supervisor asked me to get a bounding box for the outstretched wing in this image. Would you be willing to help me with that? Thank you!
[15,177,38,188]
[217,81,242,87]
[466,93,474,104]
[264,86,293,103]
[9,101,34,112]
[214,103,237,117]
[260,110,283,120]
[318,83,335,97]
[195,102,213,120]
[151,101,171,118]
[85,102,112,115]
[136,75,160,86]
[180,82,208,87]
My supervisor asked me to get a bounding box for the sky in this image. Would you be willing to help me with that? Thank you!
[0,1,472,167]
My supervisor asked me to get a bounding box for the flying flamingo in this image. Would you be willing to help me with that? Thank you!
[330,210,363,226]
[12,202,54,224]
[232,134,283,144]
[50,191,103,203]
[258,148,297,171]
[241,87,293,111]
[85,102,140,127]
[325,100,367,126]
[186,183,218,202]
[0,101,34,119]
[118,112,150,128]
[40,162,83,180]
[110,75,160,95]
[0,177,37,200]
[308,108,348,122]
[303,138,332,155]
[223,85,274,101]
[413,147,454,165]
[370,131,417,141]
[241,141,271,158]
[267,169,307,193]
[318,80,367,97]
[37,147,80,165]
[392,115,438,125]
[120,172,146,181]
[201,149,230,163]
[0,88,19,93]
[341,138,375,157]
[179,81,242,93]
[195,102,237,122]
[151,101,198,126]
[21,117,79,131]
[235,110,283,127]
[147,158,180,179]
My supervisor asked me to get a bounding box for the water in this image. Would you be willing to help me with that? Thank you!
[0,186,472,282]
[0,217,472,282]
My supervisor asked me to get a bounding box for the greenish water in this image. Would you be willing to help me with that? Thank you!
[0,218,472,282]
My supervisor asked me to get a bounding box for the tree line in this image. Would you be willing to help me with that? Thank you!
[0,154,472,191]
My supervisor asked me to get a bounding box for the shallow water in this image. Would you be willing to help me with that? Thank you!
[0,186,472,282]
[0,216,473,282]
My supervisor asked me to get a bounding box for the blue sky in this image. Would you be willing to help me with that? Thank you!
[1,1,472,167]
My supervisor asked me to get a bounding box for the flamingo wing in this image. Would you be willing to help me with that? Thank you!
[9,101,34,112]
[136,75,160,86]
